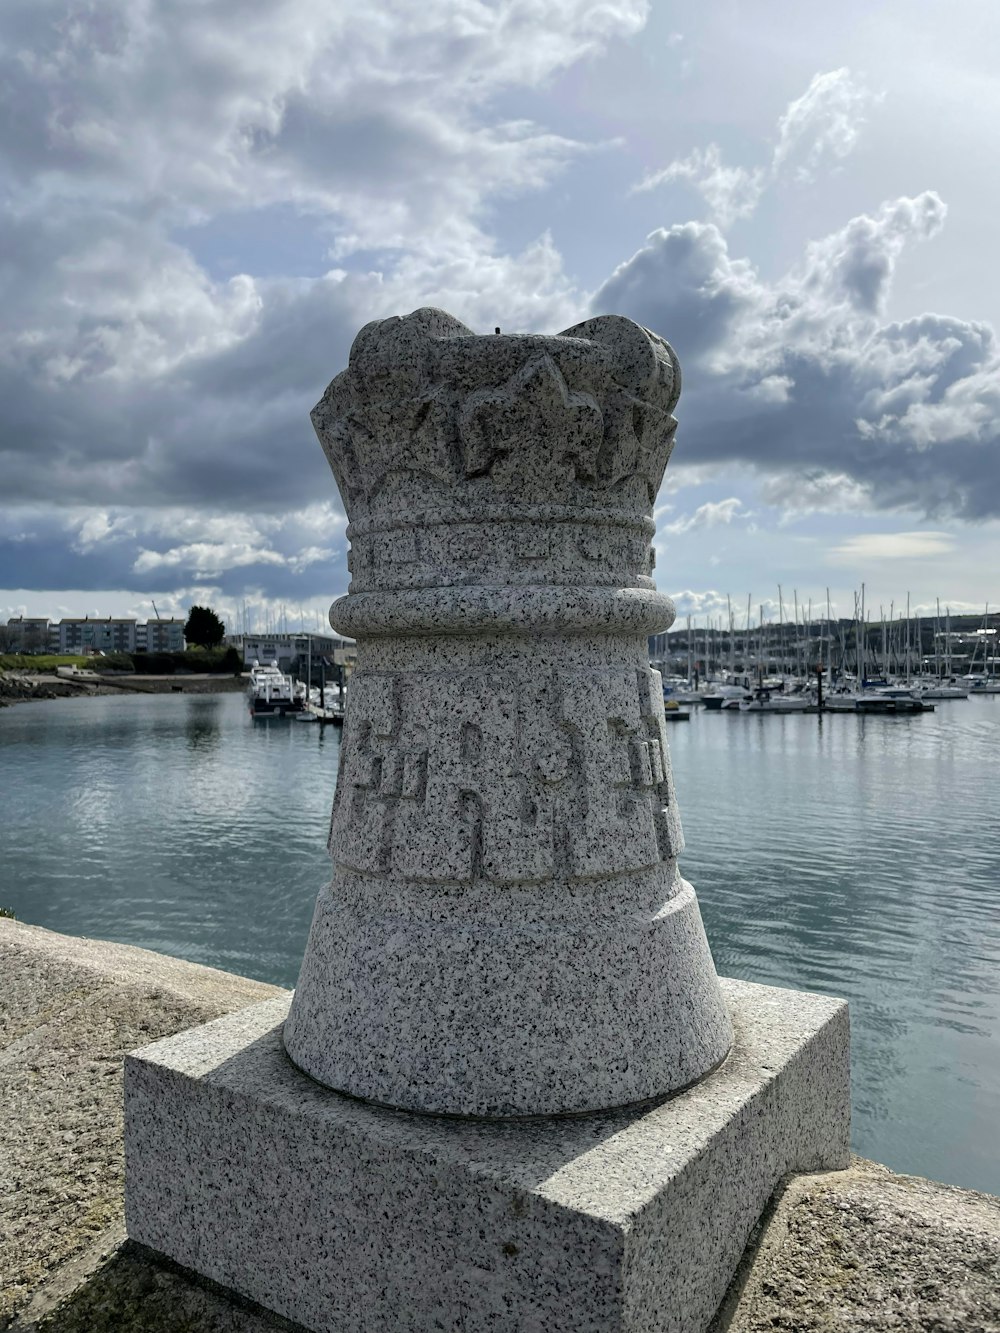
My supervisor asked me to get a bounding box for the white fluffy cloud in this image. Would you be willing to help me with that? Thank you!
[829,532,956,563]
[664,498,748,535]
[635,68,879,228]
[773,68,881,178]
[594,188,1000,521]
[633,145,764,229]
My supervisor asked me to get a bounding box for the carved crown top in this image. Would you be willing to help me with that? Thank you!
[311,309,681,522]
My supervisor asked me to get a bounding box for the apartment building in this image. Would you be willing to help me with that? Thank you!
[3,617,54,652]
[136,619,186,652]
[56,617,138,654]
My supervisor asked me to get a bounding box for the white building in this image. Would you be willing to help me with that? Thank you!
[136,619,186,652]
[42,617,187,655]
[226,632,356,672]
[57,617,138,654]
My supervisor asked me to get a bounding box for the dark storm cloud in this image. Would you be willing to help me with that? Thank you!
[0,324,339,512]
[0,0,603,611]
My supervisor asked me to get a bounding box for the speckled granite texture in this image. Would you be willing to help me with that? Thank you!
[8,923,997,1333]
[283,308,733,1116]
[124,979,850,1333]
[0,918,283,1329]
[710,1158,1000,1333]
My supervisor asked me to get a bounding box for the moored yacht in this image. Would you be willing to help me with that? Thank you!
[702,681,752,710]
[912,677,969,700]
[738,686,811,713]
[964,674,1000,694]
[247,661,306,718]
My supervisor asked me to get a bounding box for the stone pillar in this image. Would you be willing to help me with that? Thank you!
[283,307,733,1116]
[124,308,851,1333]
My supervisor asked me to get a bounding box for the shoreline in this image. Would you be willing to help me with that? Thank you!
[0,671,247,707]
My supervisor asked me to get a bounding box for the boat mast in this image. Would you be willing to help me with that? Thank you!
[905,593,911,686]
[758,603,764,683]
[990,604,996,681]
[777,586,785,676]
[807,598,812,677]
[793,589,799,681]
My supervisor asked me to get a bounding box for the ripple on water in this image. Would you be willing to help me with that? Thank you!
[2,691,999,1193]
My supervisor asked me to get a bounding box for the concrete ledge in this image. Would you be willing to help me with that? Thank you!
[712,1157,1000,1333]
[0,919,284,1328]
[124,980,850,1333]
[7,922,1000,1332]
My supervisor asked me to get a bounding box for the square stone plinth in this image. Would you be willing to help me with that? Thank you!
[124,980,849,1333]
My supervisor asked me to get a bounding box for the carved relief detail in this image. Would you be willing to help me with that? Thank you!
[459,356,604,492]
[330,667,682,885]
[310,308,682,521]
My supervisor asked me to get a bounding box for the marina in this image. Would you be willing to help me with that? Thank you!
[2,688,998,1194]
[652,597,1000,717]
[5,8,1000,1321]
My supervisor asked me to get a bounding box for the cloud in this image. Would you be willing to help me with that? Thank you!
[829,532,955,564]
[664,498,748,534]
[2,6,997,618]
[1,0,644,603]
[132,542,286,576]
[667,588,740,621]
[800,192,946,316]
[773,68,881,178]
[0,502,350,606]
[634,68,879,228]
[595,221,763,360]
[633,145,764,229]
[592,189,1000,521]
[757,471,872,517]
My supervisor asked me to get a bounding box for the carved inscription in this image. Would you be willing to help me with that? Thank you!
[330,667,682,884]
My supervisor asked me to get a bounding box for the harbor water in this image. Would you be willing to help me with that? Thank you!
[1,690,998,1194]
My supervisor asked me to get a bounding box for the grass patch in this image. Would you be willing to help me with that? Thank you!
[132,647,242,675]
[0,654,90,671]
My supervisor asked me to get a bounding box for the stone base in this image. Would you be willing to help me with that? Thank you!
[124,980,850,1333]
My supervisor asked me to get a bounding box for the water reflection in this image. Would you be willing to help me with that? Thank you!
[185,697,222,751]
[671,701,1000,1193]
[1,691,999,1194]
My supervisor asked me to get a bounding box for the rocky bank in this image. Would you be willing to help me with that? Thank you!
[0,672,245,707]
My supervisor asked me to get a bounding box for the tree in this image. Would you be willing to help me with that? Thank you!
[184,605,226,649]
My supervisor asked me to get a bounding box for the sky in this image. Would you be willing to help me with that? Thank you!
[2,0,999,631]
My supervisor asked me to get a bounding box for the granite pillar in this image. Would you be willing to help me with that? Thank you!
[125,308,851,1333]
[283,308,733,1116]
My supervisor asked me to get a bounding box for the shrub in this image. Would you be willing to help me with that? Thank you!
[95,652,136,673]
